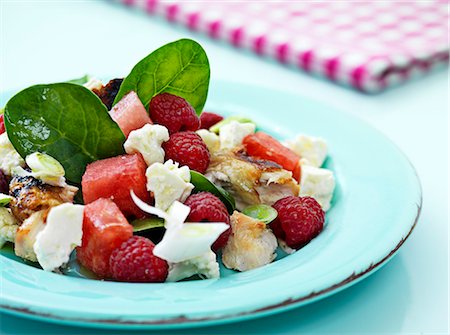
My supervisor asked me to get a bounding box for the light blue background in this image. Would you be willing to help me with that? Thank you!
[0,1,448,334]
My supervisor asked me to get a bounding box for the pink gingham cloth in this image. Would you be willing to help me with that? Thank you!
[118,0,449,92]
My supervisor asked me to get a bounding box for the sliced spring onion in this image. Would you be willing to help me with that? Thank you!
[131,217,165,232]
[209,116,254,134]
[26,152,65,177]
[242,204,278,224]
[0,194,13,207]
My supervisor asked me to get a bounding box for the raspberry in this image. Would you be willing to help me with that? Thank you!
[0,170,8,194]
[271,196,324,249]
[163,131,210,173]
[184,192,231,251]
[109,236,168,282]
[0,114,5,134]
[199,112,223,130]
[149,93,199,134]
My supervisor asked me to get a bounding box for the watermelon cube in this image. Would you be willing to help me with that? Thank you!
[109,91,152,137]
[77,198,133,278]
[243,132,301,181]
[82,154,150,218]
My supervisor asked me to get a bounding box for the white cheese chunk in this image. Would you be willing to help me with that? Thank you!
[33,203,84,272]
[219,121,255,150]
[0,133,25,175]
[167,250,220,282]
[124,124,169,166]
[146,160,194,211]
[0,207,19,248]
[299,165,335,211]
[196,129,220,153]
[284,134,328,167]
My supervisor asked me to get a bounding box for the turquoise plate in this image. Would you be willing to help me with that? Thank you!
[0,81,421,329]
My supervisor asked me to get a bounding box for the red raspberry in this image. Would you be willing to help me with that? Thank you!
[0,114,5,134]
[149,93,199,134]
[109,236,168,282]
[271,196,324,249]
[163,131,210,173]
[184,192,231,251]
[0,170,8,194]
[199,112,223,130]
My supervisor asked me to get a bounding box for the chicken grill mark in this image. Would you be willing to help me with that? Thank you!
[206,148,299,210]
[9,176,77,224]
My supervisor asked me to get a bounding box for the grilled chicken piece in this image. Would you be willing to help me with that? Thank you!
[9,176,78,223]
[92,78,123,110]
[222,211,277,271]
[15,209,47,262]
[205,149,299,210]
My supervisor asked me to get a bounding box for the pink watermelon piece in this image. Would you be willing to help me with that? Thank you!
[109,91,152,137]
[77,198,133,278]
[81,154,150,218]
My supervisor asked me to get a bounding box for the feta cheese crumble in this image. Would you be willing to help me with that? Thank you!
[219,121,255,150]
[124,124,169,166]
[0,207,19,248]
[34,203,84,272]
[299,165,335,211]
[146,160,194,211]
[0,133,25,175]
[196,129,220,153]
[284,134,328,167]
[167,250,220,282]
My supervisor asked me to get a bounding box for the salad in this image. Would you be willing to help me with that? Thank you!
[0,39,335,283]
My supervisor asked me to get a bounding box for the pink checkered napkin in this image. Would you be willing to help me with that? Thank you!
[119,0,449,93]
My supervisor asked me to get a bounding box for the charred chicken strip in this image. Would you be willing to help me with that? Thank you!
[92,78,123,110]
[14,209,47,262]
[205,149,299,210]
[9,176,78,223]
[222,211,277,272]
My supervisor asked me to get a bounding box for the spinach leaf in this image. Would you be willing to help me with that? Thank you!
[4,83,125,183]
[190,171,235,214]
[131,217,165,232]
[66,75,90,85]
[114,39,210,114]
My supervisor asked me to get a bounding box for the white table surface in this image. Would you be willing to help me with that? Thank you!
[0,1,448,334]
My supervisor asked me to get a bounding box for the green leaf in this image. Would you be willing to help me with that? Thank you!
[209,115,254,134]
[4,83,125,183]
[66,75,90,85]
[242,204,278,224]
[114,39,210,114]
[131,217,165,232]
[190,171,235,214]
